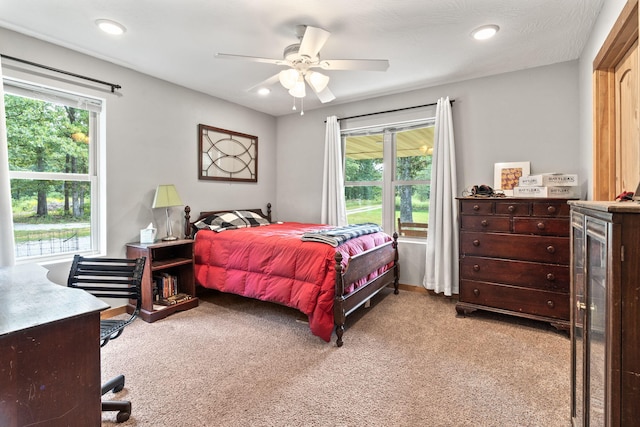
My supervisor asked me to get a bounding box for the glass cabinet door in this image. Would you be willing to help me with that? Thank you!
[585,218,607,426]
[571,212,585,425]
[571,213,608,427]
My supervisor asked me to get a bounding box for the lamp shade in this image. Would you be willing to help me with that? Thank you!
[152,184,183,208]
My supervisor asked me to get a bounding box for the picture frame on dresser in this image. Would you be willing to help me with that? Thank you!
[493,161,530,196]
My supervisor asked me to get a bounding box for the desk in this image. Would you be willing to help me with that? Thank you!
[0,264,108,427]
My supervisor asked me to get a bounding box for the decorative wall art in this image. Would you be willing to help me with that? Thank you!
[493,161,530,196]
[198,124,258,182]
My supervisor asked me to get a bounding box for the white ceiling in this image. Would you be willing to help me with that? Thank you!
[0,0,604,117]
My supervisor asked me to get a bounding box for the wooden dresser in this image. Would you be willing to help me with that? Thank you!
[456,197,572,329]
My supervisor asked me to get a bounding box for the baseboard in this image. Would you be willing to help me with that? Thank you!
[397,283,457,299]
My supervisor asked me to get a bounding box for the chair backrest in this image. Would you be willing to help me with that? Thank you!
[68,255,146,316]
[397,218,428,238]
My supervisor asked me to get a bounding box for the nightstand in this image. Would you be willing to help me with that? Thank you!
[126,239,199,322]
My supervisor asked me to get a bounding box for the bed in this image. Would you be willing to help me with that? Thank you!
[184,203,399,346]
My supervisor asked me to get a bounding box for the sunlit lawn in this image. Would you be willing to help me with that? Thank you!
[346,203,429,225]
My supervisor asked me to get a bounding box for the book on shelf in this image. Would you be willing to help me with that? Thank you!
[156,293,192,306]
[153,272,180,301]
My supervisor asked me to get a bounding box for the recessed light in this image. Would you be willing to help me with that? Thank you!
[96,19,126,35]
[471,25,499,41]
[257,88,271,96]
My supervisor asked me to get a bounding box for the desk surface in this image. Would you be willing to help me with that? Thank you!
[0,263,108,336]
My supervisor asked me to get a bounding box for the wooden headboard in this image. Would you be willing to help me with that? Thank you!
[184,203,272,238]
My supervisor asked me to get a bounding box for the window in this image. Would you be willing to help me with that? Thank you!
[343,119,433,237]
[4,78,104,261]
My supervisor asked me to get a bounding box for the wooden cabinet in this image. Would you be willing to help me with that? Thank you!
[1,264,107,426]
[569,201,640,426]
[126,239,199,322]
[456,197,572,329]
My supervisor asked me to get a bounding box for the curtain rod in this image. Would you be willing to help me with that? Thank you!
[1,54,122,93]
[330,99,455,122]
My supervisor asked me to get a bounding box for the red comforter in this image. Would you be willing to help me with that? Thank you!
[194,222,392,342]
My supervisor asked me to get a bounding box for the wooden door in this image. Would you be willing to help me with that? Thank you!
[615,40,639,195]
[593,0,638,201]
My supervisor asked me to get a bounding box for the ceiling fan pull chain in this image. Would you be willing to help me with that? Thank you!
[292,97,297,111]
[300,97,304,116]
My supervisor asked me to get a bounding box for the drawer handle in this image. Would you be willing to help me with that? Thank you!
[473,204,480,211]
[481,220,488,227]
[473,240,480,247]
[537,222,545,230]
[546,273,555,281]
[473,264,480,271]
[546,245,555,254]
[547,206,557,214]
[473,288,480,296]
[508,205,515,212]
[547,300,555,308]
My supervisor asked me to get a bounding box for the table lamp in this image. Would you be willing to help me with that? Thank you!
[152,184,183,241]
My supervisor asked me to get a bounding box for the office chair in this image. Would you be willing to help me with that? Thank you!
[67,255,146,423]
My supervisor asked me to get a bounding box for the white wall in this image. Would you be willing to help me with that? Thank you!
[578,0,628,199]
[1,28,277,283]
[276,61,581,286]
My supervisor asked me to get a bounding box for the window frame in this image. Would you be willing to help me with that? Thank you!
[342,118,434,237]
[3,77,106,263]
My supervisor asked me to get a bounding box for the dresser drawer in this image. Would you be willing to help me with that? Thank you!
[460,215,511,232]
[459,200,493,215]
[512,217,570,236]
[459,280,570,320]
[531,201,570,217]
[460,231,570,264]
[460,256,569,292]
[495,201,530,216]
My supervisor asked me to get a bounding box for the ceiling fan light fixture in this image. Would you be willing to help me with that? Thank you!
[288,79,306,98]
[305,71,330,93]
[278,69,299,89]
[471,25,499,41]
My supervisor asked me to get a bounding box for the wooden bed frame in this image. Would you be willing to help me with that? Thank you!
[184,203,399,347]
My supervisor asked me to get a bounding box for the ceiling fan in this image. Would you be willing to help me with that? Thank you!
[216,25,390,104]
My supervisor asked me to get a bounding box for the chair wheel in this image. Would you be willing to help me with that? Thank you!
[116,411,130,423]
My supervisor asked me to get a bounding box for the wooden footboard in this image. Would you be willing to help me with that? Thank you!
[333,233,399,347]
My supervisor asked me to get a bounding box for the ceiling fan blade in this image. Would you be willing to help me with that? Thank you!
[318,59,389,71]
[309,84,336,104]
[216,53,285,66]
[299,26,331,58]
[246,73,280,92]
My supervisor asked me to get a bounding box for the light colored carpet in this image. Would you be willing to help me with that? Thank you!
[101,288,571,427]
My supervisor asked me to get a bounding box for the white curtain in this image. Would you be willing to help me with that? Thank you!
[0,60,16,267]
[321,116,348,226]
[423,97,458,295]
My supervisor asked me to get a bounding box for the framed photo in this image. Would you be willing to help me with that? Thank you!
[198,124,258,182]
[494,161,530,195]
